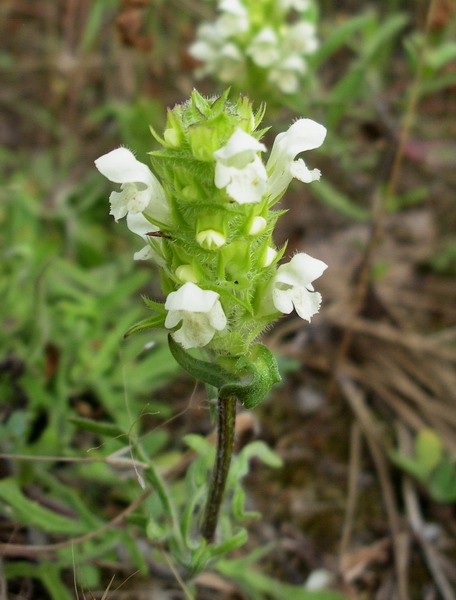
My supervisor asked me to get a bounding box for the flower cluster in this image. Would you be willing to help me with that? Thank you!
[95,91,327,353]
[188,0,319,94]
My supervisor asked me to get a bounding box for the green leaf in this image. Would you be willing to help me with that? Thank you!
[362,13,408,62]
[389,450,428,482]
[183,433,214,457]
[415,429,443,477]
[168,335,236,389]
[216,556,347,600]
[142,296,166,311]
[315,12,376,64]
[240,440,283,469]
[168,338,280,408]
[5,563,74,600]
[428,460,456,503]
[311,179,370,221]
[211,528,248,557]
[220,344,281,408]
[0,479,89,535]
[231,485,260,522]
[124,313,167,338]
[70,416,127,439]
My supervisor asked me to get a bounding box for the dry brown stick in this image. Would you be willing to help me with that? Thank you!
[0,453,149,469]
[0,556,7,600]
[326,311,456,363]
[339,376,409,600]
[328,0,440,403]
[372,355,456,428]
[387,347,454,405]
[364,353,456,452]
[397,424,456,600]
[339,422,362,560]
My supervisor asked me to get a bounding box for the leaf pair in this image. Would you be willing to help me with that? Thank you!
[168,335,281,408]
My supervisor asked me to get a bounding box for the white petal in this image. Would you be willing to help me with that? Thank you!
[133,243,166,267]
[272,286,295,315]
[164,283,227,348]
[109,185,152,221]
[134,246,154,261]
[164,282,219,314]
[214,129,266,163]
[273,286,322,321]
[217,43,246,82]
[208,300,228,330]
[272,253,327,321]
[214,131,268,204]
[219,0,246,16]
[223,159,267,204]
[214,162,232,189]
[127,211,159,238]
[108,190,128,221]
[267,118,326,199]
[95,148,155,187]
[290,159,321,183]
[172,314,214,349]
[246,28,280,67]
[276,253,328,288]
[268,119,326,168]
[286,22,319,54]
[164,310,183,329]
[292,287,322,321]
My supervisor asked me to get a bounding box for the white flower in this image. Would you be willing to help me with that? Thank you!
[190,34,245,82]
[126,212,166,266]
[267,54,307,94]
[189,21,245,83]
[95,148,170,225]
[216,43,246,83]
[246,28,280,67]
[165,282,227,349]
[267,118,327,200]
[216,0,249,37]
[189,23,221,77]
[285,22,319,55]
[279,0,311,11]
[272,253,327,321]
[214,129,267,204]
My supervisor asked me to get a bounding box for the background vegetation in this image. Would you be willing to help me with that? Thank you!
[1,0,456,598]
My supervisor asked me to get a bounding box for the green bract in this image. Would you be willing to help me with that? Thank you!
[96,90,327,404]
[138,91,281,356]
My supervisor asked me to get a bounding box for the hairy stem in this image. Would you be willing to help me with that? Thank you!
[201,396,237,543]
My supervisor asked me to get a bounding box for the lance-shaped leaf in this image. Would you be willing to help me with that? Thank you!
[168,335,237,389]
[219,343,281,408]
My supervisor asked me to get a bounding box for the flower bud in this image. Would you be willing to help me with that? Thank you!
[175,265,199,284]
[261,247,278,267]
[189,125,221,162]
[247,216,267,236]
[163,108,185,149]
[196,229,227,250]
[196,212,228,250]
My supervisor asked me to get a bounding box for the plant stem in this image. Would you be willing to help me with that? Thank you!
[201,395,237,543]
